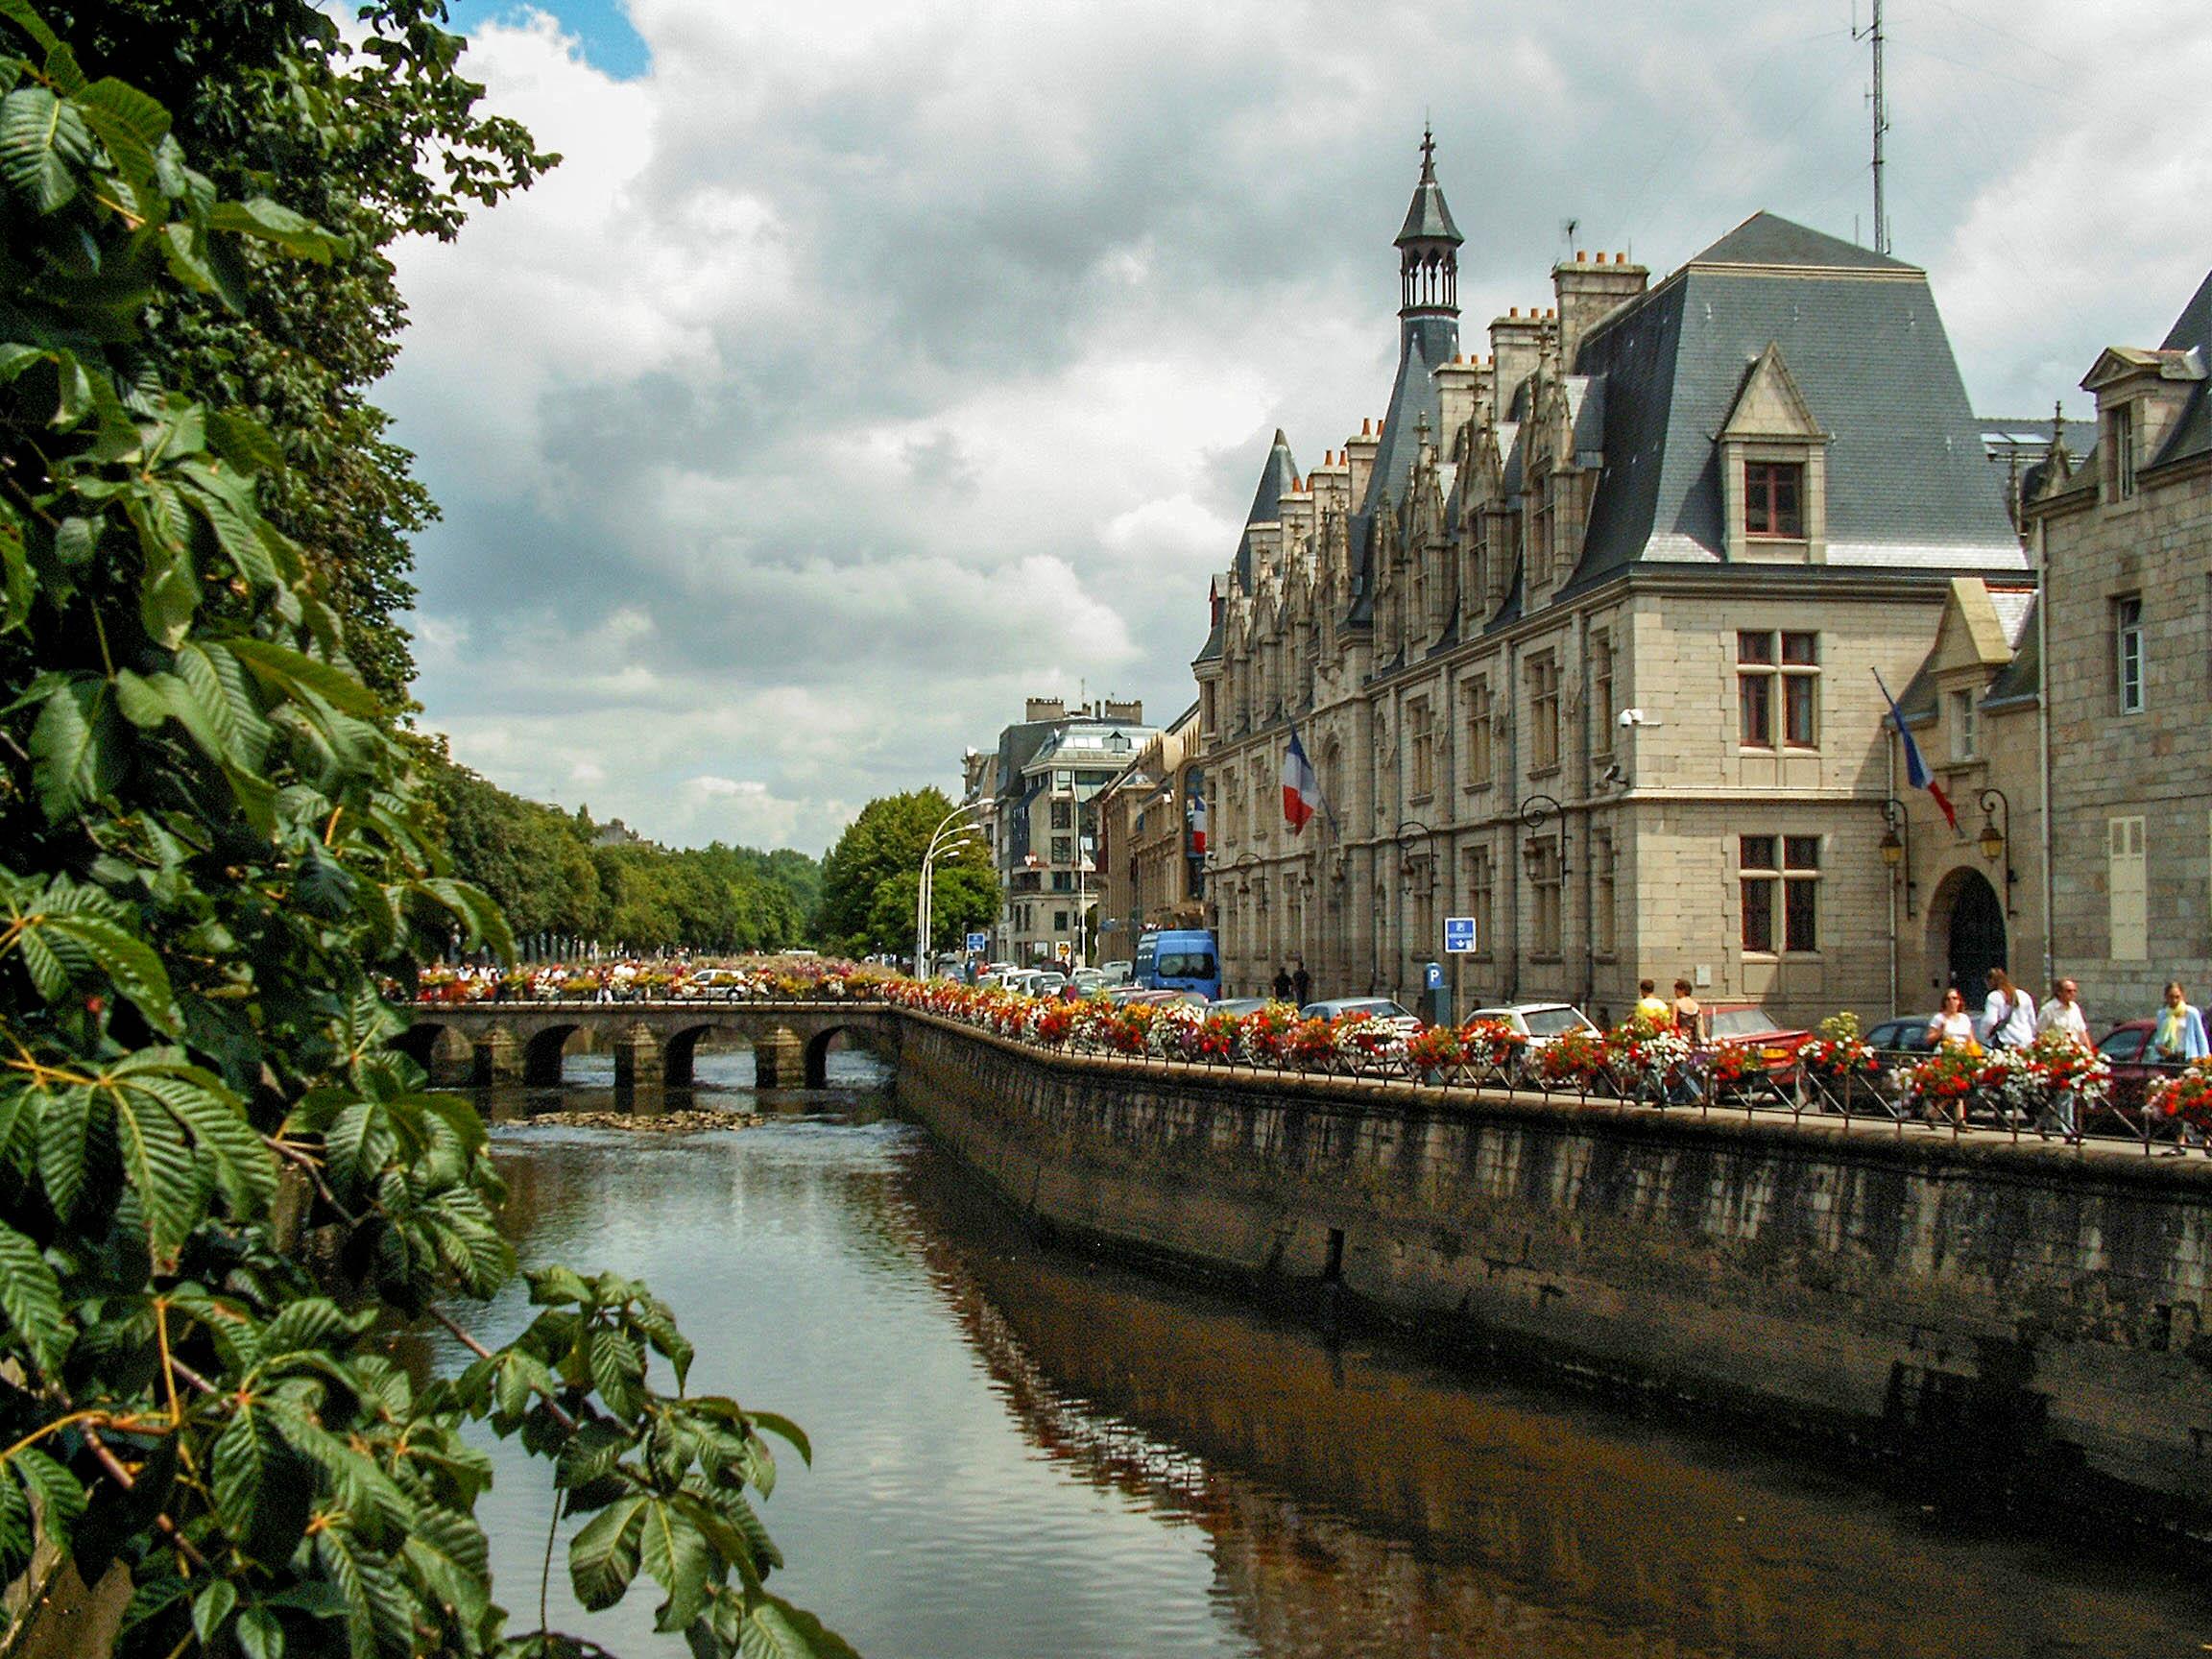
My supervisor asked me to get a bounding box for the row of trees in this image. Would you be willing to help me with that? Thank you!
[422,755,820,955]
[0,3,848,1654]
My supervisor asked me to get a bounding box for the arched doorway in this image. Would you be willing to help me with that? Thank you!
[1939,868,2008,996]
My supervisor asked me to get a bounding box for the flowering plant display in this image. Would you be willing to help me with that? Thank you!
[1238,1002,1300,1066]
[1286,1017,1341,1070]
[1800,1011,1877,1082]
[2148,1059,2212,1128]
[1703,1041,1763,1094]
[1907,1044,1985,1112]
[1406,1023,1468,1073]
[1195,1012,1245,1062]
[1145,1002,1208,1061]
[1603,1019,1694,1099]
[1334,1015,1409,1073]
[1535,1028,1608,1093]
[2021,1028,2112,1109]
[1458,1017,1527,1077]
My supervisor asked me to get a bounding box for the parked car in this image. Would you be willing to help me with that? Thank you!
[678,968,747,999]
[1099,961,1133,987]
[1863,1015,1938,1057]
[1300,998,1423,1038]
[1208,997,1283,1018]
[1469,1002,1599,1057]
[1068,968,1108,998]
[1028,971,1069,998]
[2094,1018,2186,1115]
[1702,1002,1815,1078]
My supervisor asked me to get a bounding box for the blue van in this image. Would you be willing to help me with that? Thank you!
[1134,928,1220,1000]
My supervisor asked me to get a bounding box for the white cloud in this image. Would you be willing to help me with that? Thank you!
[387,0,2212,854]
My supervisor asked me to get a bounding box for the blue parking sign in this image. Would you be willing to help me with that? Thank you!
[1442,916,1477,954]
[965,932,988,951]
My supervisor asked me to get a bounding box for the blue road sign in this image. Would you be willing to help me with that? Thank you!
[1442,916,1477,954]
[965,932,989,952]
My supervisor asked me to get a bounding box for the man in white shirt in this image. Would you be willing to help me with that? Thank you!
[2039,979,2088,1043]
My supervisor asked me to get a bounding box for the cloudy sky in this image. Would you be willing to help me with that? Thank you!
[382,0,2212,855]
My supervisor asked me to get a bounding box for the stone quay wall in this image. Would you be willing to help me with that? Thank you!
[896,1013,2212,1527]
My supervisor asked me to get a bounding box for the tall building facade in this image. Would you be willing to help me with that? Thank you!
[1094,703,1206,969]
[1193,140,2028,1022]
[2026,269,2212,1021]
[979,698,1157,966]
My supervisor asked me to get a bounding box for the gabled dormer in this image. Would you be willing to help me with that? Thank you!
[1717,343,1830,564]
[2081,343,2206,507]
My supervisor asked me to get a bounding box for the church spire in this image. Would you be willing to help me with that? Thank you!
[1395,123,1462,318]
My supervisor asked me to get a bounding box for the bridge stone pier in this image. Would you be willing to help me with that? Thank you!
[398,1000,901,1104]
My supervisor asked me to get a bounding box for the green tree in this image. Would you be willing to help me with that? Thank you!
[0,13,846,1657]
[40,0,557,706]
[817,790,997,959]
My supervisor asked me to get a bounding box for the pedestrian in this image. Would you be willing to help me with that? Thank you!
[1272,964,1293,1002]
[1979,967,2036,1050]
[1671,978,1706,1044]
[2034,977,2089,1142]
[2150,981,2207,1066]
[1633,978,1671,1026]
[1291,960,1310,1006]
[1925,987,1975,1049]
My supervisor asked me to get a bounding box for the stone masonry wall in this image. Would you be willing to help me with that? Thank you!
[900,1015,2212,1524]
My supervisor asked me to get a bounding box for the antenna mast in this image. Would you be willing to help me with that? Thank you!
[1854,0,1890,253]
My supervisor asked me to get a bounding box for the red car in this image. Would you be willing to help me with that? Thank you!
[2095,1019,2191,1115]
[1701,1002,1815,1080]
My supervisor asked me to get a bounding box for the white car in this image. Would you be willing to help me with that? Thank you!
[1299,997,1423,1038]
[1469,1002,1599,1052]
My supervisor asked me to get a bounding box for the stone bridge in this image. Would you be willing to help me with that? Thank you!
[397,999,902,1094]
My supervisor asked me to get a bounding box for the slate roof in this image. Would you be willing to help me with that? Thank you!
[1563,212,2022,589]
[1232,430,1300,592]
[1984,595,2040,708]
[1396,145,1462,247]
[2152,268,2212,468]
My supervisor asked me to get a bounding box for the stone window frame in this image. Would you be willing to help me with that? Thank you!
[1527,651,1562,776]
[1465,844,1495,960]
[2106,401,2138,502]
[1738,832,1820,957]
[1407,696,1435,802]
[1719,440,1829,565]
[2114,593,2146,715]
[1590,629,1616,758]
[1947,686,1978,762]
[1526,834,1564,959]
[1737,630,1820,751]
[1463,676,1494,790]
[1743,460,1805,539]
[1592,826,1618,960]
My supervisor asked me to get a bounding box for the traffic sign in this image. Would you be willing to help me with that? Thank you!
[965,931,988,952]
[1443,916,1477,954]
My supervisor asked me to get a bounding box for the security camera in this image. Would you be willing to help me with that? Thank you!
[1599,762,1625,787]
[1618,708,1655,728]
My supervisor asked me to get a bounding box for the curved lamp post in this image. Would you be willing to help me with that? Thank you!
[1976,786,2017,917]
[917,803,985,976]
[1879,796,1915,917]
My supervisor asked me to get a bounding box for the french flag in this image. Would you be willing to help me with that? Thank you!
[1873,669,1957,831]
[1187,786,1207,855]
[1282,726,1322,834]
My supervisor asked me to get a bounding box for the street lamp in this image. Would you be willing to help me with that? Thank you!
[1879,796,1915,917]
[1977,786,2016,915]
[917,803,985,977]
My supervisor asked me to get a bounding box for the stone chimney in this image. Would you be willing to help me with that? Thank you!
[1100,699,1143,725]
[1488,308,1552,412]
[1025,697,1067,723]
[1552,250,1649,369]
[1434,355,1487,449]
[1345,418,1382,507]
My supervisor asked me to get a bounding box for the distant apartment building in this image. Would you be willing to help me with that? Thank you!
[1094,703,1206,968]
[978,698,1157,965]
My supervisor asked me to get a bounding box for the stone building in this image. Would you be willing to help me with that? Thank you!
[1192,138,2028,1022]
[1885,576,2043,1013]
[979,698,1156,966]
[2025,268,2212,1023]
[1094,703,1206,969]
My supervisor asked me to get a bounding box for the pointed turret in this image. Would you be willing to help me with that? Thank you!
[1395,124,1462,319]
[1233,429,1301,592]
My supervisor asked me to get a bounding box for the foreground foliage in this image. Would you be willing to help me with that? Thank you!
[0,9,846,1655]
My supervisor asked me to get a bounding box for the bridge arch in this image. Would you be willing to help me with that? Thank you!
[803,1023,897,1089]
[391,1021,475,1087]
[523,1023,583,1088]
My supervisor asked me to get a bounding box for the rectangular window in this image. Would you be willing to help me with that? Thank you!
[1591,631,1616,757]
[2109,816,2147,961]
[1947,687,1978,761]
[1050,800,1073,830]
[1466,678,1494,787]
[1738,631,1818,749]
[1741,834,1818,954]
[1468,846,1494,958]
[2109,404,2137,500]
[1528,653,1561,773]
[1050,835,1072,864]
[1053,910,1069,932]
[1408,698,1434,798]
[2116,595,2145,714]
[1529,838,1562,956]
[1744,461,1805,538]
[1593,827,1617,957]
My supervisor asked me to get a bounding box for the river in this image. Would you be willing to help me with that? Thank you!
[437,1046,2212,1657]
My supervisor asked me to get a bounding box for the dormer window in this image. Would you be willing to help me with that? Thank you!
[1744,461,1804,538]
[2107,402,2137,500]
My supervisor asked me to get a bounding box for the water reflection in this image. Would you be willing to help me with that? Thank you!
[448,1064,2211,1658]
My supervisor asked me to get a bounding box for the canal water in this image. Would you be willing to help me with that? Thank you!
[442,1046,2212,1657]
